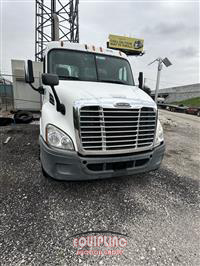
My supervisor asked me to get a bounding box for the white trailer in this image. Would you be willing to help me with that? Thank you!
[11,59,43,111]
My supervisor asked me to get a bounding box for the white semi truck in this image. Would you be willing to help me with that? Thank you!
[26,41,165,180]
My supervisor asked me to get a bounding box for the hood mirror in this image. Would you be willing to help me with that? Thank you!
[138,72,143,89]
[42,73,59,86]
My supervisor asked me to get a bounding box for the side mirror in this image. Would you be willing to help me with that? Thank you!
[42,73,59,86]
[42,73,65,115]
[26,60,34,83]
[143,86,152,96]
[138,72,143,89]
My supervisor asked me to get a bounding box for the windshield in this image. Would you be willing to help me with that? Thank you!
[48,49,134,86]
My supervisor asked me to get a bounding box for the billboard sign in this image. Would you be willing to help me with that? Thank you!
[108,34,144,55]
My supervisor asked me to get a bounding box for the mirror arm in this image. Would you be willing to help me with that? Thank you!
[29,83,38,92]
[28,83,44,95]
[38,86,44,94]
[50,86,66,115]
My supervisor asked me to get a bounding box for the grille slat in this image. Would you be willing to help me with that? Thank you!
[137,137,154,141]
[81,115,143,118]
[84,144,137,149]
[82,134,137,139]
[81,120,140,124]
[138,142,153,146]
[79,106,156,153]
[82,140,137,145]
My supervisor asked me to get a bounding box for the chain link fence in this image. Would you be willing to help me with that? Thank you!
[0,75,14,111]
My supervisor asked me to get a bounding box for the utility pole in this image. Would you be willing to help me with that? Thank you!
[148,57,172,103]
[154,58,163,103]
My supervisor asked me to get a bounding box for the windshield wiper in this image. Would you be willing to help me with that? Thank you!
[99,79,127,85]
[59,76,80,80]
[66,76,80,80]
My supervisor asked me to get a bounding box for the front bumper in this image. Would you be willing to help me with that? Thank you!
[40,136,165,181]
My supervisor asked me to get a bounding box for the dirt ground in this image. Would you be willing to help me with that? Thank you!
[0,110,199,265]
[159,109,200,180]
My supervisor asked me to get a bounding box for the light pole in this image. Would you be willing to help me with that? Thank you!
[148,57,172,103]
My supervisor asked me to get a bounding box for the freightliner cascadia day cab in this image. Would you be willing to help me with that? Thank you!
[26,41,165,180]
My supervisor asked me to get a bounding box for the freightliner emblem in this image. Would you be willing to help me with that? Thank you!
[114,102,131,108]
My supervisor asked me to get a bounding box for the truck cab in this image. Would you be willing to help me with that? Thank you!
[27,41,165,180]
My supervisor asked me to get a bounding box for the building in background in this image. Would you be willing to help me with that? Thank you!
[151,83,200,103]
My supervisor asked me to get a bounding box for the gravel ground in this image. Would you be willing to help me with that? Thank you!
[0,110,199,266]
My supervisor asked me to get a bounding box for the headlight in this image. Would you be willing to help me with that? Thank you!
[46,124,74,150]
[155,120,164,147]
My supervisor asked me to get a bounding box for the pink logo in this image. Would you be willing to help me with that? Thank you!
[73,235,127,256]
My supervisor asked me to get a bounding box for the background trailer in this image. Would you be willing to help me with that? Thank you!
[11,60,43,111]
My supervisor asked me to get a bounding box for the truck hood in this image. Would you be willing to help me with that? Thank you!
[57,80,156,109]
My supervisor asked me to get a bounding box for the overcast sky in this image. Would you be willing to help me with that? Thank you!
[0,0,199,89]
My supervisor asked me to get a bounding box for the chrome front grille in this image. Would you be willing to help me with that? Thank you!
[79,106,156,153]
